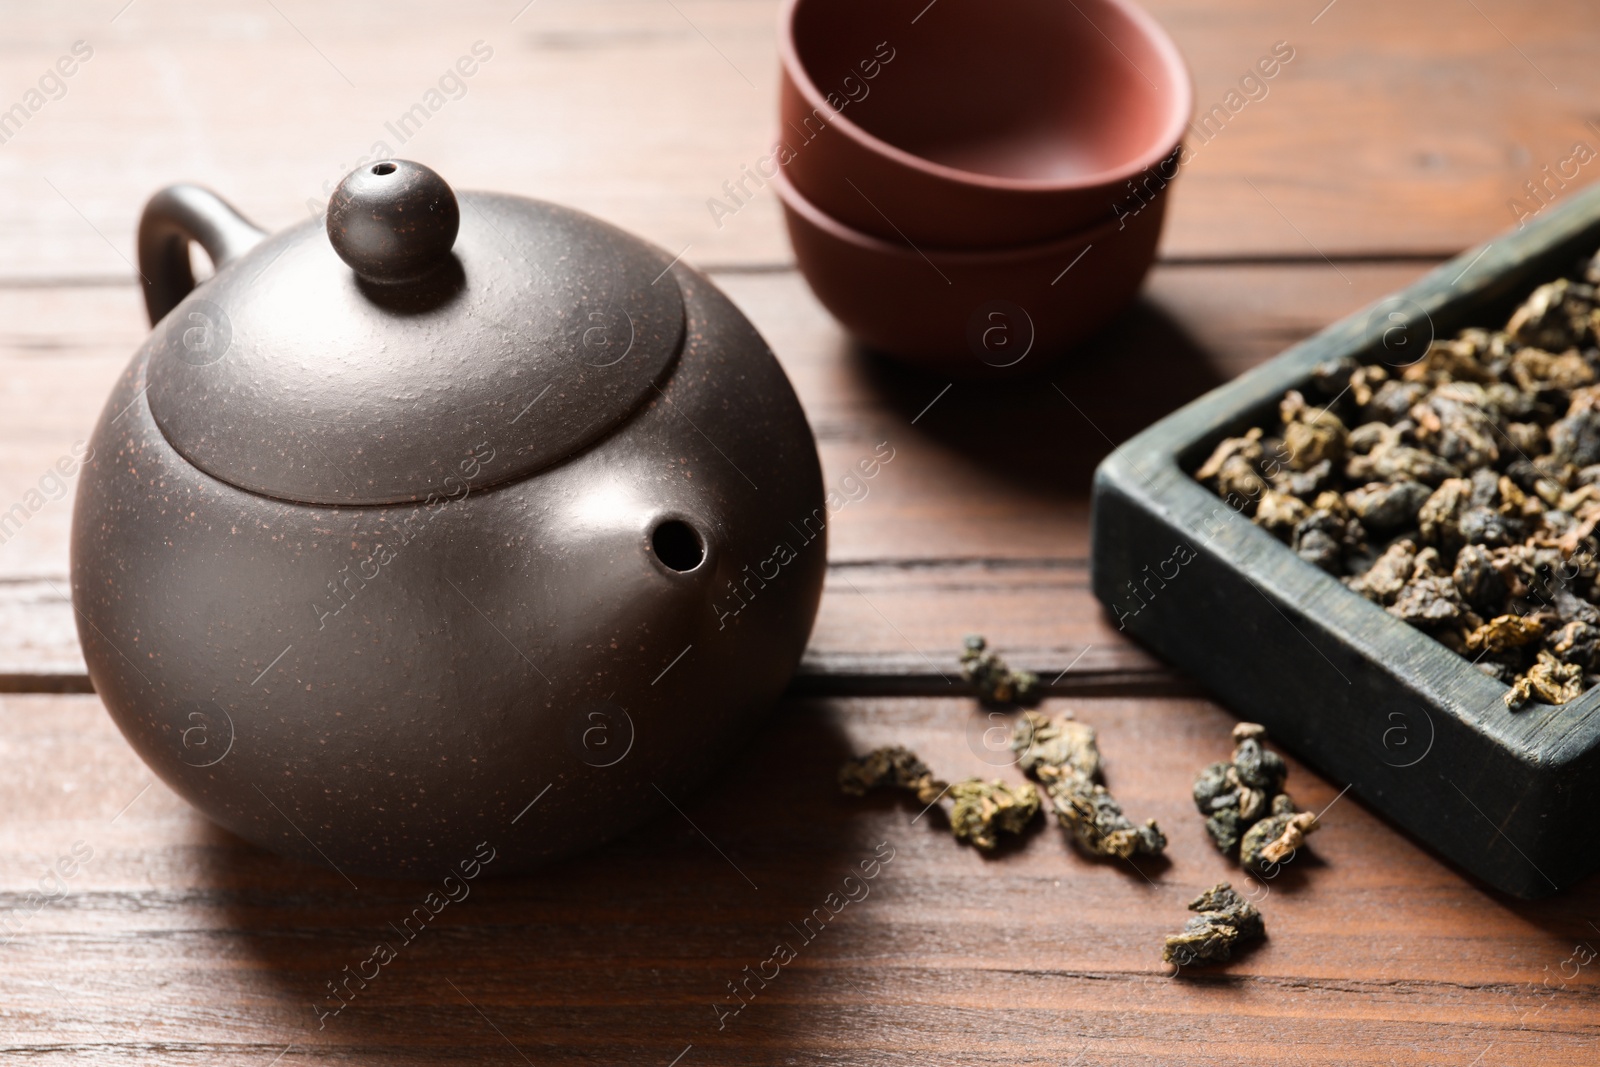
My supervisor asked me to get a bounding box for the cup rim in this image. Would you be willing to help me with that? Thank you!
[778,0,1195,195]
[772,163,1145,264]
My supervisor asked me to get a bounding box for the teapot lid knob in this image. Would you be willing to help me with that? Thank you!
[326,159,460,283]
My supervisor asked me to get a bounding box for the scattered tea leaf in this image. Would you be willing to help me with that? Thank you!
[1010,708,1099,780]
[1012,711,1166,860]
[948,778,1041,850]
[1192,722,1290,856]
[838,745,946,807]
[838,748,1038,851]
[1049,776,1168,860]
[960,635,1040,705]
[1162,882,1265,966]
[1239,803,1320,873]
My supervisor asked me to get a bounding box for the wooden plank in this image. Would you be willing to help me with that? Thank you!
[0,561,1178,695]
[2,692,1594,1064]
[800,560,1176,695]
[0,0,1594,277]
[1153,0,1600,258]
[2,2,1591,1060]
[0,263,1427,688]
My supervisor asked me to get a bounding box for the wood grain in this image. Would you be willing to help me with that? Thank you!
[2,1,1595,1061]
[2,693,1594,1065]
[0,0,1594,276]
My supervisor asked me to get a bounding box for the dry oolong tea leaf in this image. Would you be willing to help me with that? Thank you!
[947,778,1042,851]
[960,634,1040,705]
[1192,722,1295,856]
[1010,707,1100,779]
[1239,798,1319,874]
[1012,711,1166,860]
[1162,882,1265,967]
[1193,723,1322,874]
[1506,648,1585,709]
[838,747,1039,851]
[838,745,946,806]
[1196,246,1600,710]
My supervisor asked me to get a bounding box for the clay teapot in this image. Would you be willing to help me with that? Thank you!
[71,161,824,880]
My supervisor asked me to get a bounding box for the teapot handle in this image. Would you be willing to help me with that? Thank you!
[137,184,267,326]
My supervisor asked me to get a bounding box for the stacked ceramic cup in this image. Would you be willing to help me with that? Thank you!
[774,0,1192,376]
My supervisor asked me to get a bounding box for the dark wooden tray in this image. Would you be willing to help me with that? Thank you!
[1091,183,1600,899]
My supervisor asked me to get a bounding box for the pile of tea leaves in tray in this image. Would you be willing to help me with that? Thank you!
[1197,248,1600,709]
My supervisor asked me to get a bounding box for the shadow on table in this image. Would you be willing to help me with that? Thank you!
[1456,864,1600,945]
[186,701,942,1065]
[852,296,1229,496]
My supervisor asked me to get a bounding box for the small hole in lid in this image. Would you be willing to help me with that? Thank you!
[372,162,397,175]
[651,520,704,572]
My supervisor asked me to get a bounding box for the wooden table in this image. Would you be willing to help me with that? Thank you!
[4,1,1598,1063]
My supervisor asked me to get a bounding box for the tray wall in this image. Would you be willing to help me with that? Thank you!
[1090,180,1600,898]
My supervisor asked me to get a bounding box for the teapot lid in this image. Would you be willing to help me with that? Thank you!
[144,161,684,506]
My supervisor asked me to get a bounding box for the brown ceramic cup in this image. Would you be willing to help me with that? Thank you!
[777,0,1191,249]
[773,165,1165,377]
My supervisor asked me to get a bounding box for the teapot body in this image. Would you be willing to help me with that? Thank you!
[73,232,825,878]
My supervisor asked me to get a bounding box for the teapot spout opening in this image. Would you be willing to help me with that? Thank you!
[651,518,707,573]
